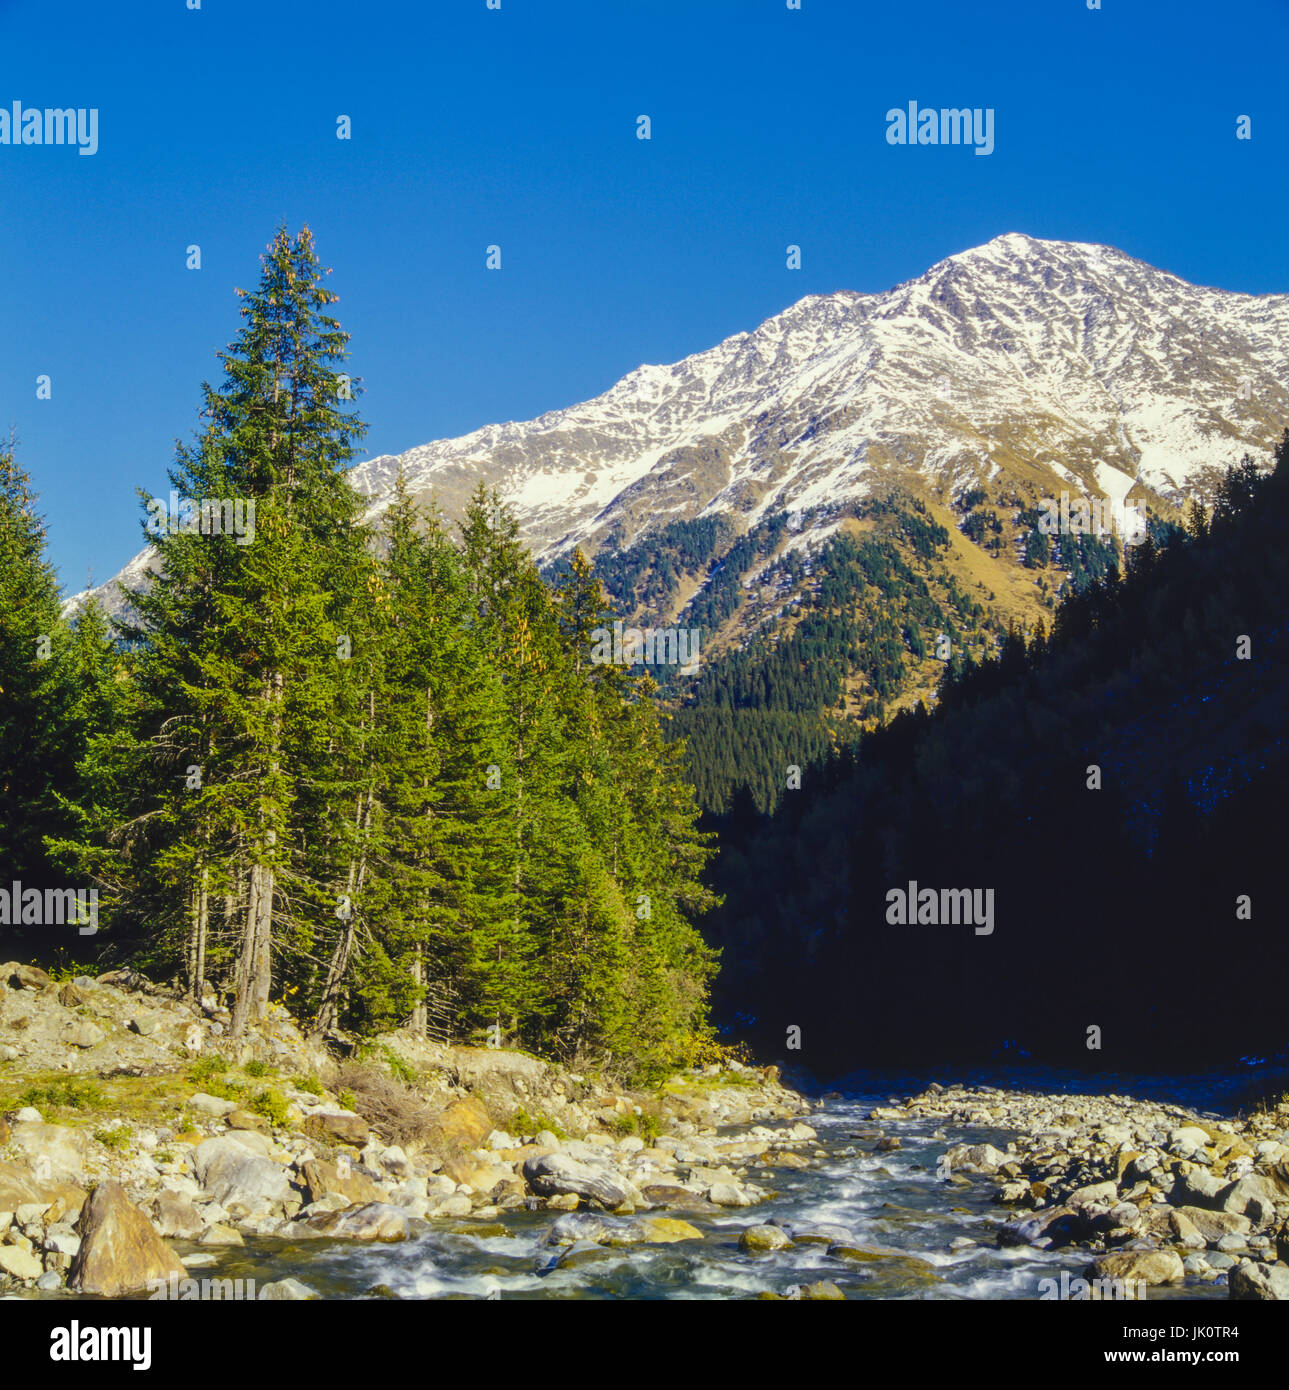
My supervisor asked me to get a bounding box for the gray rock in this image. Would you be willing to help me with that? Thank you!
[943,1142,1007,1174]
[545,1212,614,1246]
[706,1181,755,1208]
[9,1121,90,1180]
[522,1154,631,1210]
[998,1206,1093,1249]
[1174,1205,1252,1244]
[186,1092,238,1118]
[258,1277,319,1300]
[303,1202,410,1241]
[1172,1167,1227,1208]
[149,1191,205,1240]
[191,1137,293,1211]
[1219,1175,1280,1227]
[740,1224,793,1252]
[62,1021,105,1049]
[1068,1181,1118,1209]
[1229,1260,1289,1300]
[43,1230,80,1256]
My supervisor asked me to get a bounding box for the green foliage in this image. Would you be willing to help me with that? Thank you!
[509,1107,567,1140]
[43,954,95,983]
[672,495,988,813]
[187,1056,228,1082]
[5,226,721,1082]
[20,1078,107,1111]
[93,1123,132,1151]
[292,1074,324,1096]
[250,1088,291,1127]
[611,1109,662,1141]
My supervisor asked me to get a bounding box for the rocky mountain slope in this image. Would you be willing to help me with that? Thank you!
[70,234,1289,767]
[74,234,1288,634]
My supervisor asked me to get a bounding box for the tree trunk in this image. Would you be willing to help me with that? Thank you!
[231,857,274,1037]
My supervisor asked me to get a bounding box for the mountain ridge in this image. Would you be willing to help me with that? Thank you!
[70,233,1289,621]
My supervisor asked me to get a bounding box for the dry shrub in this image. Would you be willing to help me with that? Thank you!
[334,1061,439,1149]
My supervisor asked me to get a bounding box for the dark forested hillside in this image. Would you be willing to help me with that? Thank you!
[701,438,1289,1075]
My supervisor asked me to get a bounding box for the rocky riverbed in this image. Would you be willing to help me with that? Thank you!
[2,961,1288,1300]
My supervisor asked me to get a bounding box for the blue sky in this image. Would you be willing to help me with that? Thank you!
[2,0,1287,587]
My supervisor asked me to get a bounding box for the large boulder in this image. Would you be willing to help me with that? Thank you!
[522,1153,631,1210]
[68,1181,186,1297]
[943,1143,1007,1174]
[1172,1166,1228,1207]
[1229,1260,1289,1301]
[1085,1249,1185,1288]
[298,1158,385,1208]
[1219,1175,1281,1227]
[430,1097,493,1154]
[303,1111,371,1148]
[302,1202,409,1241]
[148,1190,205,1240]
[1174,1205,1252,1244]
[192,1137,294,1211]
[8,1123,91,1181]
[998,1205,1095,1249]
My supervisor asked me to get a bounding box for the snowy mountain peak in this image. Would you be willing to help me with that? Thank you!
[81,236,1289,618]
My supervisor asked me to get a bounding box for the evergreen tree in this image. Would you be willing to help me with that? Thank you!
[0,438,80,884]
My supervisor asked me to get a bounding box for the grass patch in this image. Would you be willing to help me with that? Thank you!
[1,1070,202,1130]
[187,1056,229,1083]
[93,1123,132,1151]
[509,1107,568,1141]
[19,1078,108,1111]
[355,1043,419,1085]
[249,1088,291,1128]
[611,1110,662,1142]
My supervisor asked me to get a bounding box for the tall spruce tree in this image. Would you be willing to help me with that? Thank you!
[121,226,368,1033]
[0,438,81,887]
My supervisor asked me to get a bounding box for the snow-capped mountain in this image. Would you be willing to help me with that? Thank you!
[73,233,1289,619]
